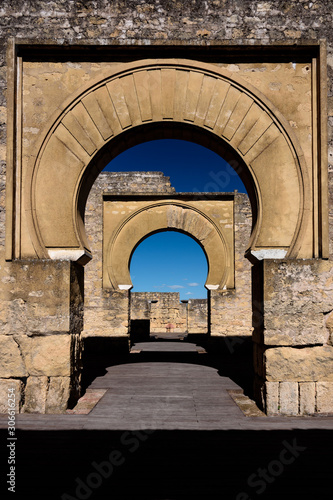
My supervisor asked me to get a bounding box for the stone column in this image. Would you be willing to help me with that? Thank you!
[252,259,333,415]
[0,260,83,413]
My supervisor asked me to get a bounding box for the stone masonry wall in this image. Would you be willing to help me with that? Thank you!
[131,292,187,333]
[253,259,333,415]
[84,171,175,337]
[0,260,83,413]
[85,172,252,340]
[0,0,332,259]
[210,193,252,338]
[131,292,208,334]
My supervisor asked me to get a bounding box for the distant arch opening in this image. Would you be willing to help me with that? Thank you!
[130,230,209,300]
[129,230,209,340]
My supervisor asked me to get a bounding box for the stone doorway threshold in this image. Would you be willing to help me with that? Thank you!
[66,389,107,415]
[228,389,266,417]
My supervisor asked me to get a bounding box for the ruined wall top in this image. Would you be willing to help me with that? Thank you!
[89,171,175,196]
[0,1,333,45]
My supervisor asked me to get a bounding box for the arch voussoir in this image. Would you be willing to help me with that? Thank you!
[29,59,308,262]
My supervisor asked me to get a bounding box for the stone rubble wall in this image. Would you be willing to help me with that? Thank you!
[210,193,252,337]
[132,292,187,333]
[188,299,208,334]
[84,171,175,337]
[131,292,208,334]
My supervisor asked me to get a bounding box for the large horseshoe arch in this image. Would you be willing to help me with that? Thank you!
[25,59,310,263]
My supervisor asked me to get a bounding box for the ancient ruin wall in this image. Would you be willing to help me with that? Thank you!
[210,192,252,338]
[85,171,252,339]
[84,171,175,337]
[131,292,208,334]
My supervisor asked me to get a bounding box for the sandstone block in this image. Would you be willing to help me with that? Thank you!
[280,382,298,415]
[46,377,70,414]
[263,325,327,346]
[265,346,333,381]
[0,379,23,413]
[299,382,315,415]
[326,311,333,344]
[316,382,333,414]
[0,335,27,377]
[265,381,279,415]
[261,260,333,346]
[22,376,48,413]
[3,260,73,336]
[17,335,71,376]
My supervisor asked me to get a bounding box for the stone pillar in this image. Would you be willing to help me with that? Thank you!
[210,289,252,338]
[0,260,83,413]
[84,288,130,338]
[252,259,333,415]
[187,299,208,334]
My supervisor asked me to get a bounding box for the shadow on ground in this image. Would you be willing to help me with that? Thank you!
[81,336,254,399]
[1,428,331,499]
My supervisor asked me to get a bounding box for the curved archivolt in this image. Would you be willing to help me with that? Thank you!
[104,203,232,291]
[29,59,309,261]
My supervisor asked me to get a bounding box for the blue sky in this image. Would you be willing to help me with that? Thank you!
[105,139,246,194]
[130,231,208,300]
[104,139,246,300]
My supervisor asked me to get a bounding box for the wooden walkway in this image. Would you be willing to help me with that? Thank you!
[1,340,333,430]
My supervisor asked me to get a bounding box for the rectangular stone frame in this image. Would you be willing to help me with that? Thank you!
[5,39,329,260]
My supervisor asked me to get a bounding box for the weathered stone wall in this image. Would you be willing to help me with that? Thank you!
[0,0,332,256]
[188,299,208,334]
[84,171,174,337]
[253,259,333,415]
[131,292,187,333]
[0,260,83,413]
[210,192,252,337]
[131,292,208,334]
[85,173,252,339]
